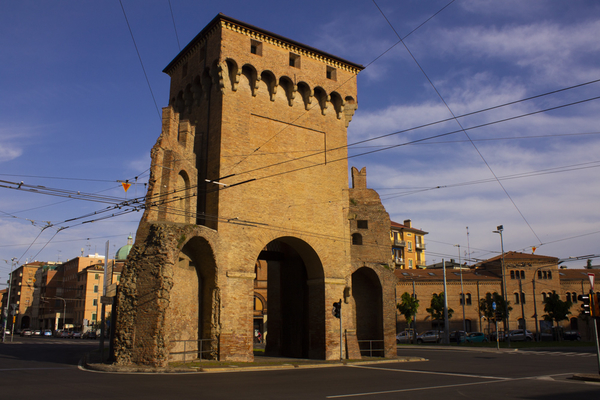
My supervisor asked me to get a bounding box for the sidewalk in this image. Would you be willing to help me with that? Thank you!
[83,352,427,374]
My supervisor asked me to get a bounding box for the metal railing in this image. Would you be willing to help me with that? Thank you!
[169,338,217,363]
[357,339,385,357]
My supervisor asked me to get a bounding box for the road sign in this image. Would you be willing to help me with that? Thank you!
[100,296,113,305]
[589,273,595,291]
[492,301,496,311]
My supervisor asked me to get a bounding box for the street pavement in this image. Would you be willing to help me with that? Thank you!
[1,337,600,399]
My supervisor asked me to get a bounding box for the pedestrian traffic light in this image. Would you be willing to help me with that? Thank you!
[578,294,590,315]
[332,300,341,319]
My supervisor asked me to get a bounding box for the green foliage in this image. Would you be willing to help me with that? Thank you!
[543,291,572,326]
[426,292,454,321]
[397,292,419,325]
[479,292,512,321]
[177,234,187,247]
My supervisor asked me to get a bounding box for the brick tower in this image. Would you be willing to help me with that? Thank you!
[113,14,396,367]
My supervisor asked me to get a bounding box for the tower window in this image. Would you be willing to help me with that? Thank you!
[250,40,262,56]
[289,52,300,68]
[326,66,336,80]
[357,220,368,229]
[352,233,362,245]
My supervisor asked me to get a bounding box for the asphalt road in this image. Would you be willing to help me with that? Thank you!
[1,337,599,399]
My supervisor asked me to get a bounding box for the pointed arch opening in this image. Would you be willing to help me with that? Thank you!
[352,267,383,356]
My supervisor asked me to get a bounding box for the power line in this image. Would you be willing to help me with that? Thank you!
[119,0,161,122]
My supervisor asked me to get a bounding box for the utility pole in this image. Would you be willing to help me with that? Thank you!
[455,244,466,334]
[2,258,16,343]
[493,225,510,346]
[442,259,449,344]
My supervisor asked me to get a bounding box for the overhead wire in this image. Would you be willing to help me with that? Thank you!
[372,0,543,245]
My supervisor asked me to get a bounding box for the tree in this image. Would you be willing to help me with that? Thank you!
[426,292,453,327]
[479,292,512,331]
[543,291,572,331]
[397,292,419,326]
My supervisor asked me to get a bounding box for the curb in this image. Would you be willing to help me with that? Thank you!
[83,355,427,374]
[570,373,600,383]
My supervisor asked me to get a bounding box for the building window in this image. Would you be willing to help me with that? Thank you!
[408,260,413,268]
[520,292,526,304]
[520,270,525,279]
[547,271,552,279]
[466,293,472,305]
[92,313,97,321]
[93,299,97,306]
[250,39,262,56]
[351,233,362,245]
[357,220,368,229]
[289,52,300,68]
[326,66,336,80]
[407,242,412,252]
[542,292,547,300]
[94,285,98,293]
[543,271,547,279]
[572,293,578,303]
[538,270,542,279]
[514,293,520,304]
[510,270,515,279]
[95,274,99,280]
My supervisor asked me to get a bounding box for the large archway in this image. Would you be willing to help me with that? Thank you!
[257,237,325,359]
[352,267,383,356]
[166,236,217,361]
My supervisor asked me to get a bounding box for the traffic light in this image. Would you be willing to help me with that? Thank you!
[332,300,341,319]
[578,294,590,315]
[494,310,502,321]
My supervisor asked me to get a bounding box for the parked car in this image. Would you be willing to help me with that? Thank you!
[83,330,97,339]
[507,329,534,341]
[449,330,467,344]
[416,330,442,344]
[71,331,82,339]
[396,330,417,343]
[43,329,53,337]
[20,329,33,337]
[563,330,581,341]
[33,330,42,336]
[465,332,489,343]
[59,330,71,338]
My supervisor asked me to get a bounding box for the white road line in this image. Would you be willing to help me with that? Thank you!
[327,372,581,398]
[347,364,509,380]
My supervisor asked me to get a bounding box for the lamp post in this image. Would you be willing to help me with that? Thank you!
[493,225,510,346]
[455,244,466,334]
[2,258,17,343]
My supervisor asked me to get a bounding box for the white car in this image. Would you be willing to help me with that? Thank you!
[507,329,534,341]
[416,330,442,344]
[396,331,416,343]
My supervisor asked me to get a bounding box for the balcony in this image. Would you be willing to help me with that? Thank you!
[416,242,426,250]
[393,239,406,247]
[394,257,405,266]
[416,260,426,267]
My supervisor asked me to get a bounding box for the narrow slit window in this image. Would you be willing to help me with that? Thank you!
[289,52,300,68]
[326,66,336,80]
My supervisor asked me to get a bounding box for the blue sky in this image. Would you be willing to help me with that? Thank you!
[1,0,599,283]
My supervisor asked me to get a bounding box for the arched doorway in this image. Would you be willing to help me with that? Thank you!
[257,237,325,359]
[166,236,217,361]
[352,267,383,356]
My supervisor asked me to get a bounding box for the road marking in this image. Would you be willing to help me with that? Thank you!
[327,372,581,398]
[347,364,509,380]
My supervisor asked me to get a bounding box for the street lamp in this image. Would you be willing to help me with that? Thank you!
[2,257,17,343]
[455,244,466,334]
[493,225,510,346]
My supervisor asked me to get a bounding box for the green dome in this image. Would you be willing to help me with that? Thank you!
[115,235,133,260]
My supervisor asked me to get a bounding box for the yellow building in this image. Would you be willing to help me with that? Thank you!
[391,219,427,269]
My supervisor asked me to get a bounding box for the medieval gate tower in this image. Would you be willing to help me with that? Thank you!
[114,14,397,367]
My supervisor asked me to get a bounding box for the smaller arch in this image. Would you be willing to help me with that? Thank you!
[191,76,203,106]
[260,70,277,101]
[313,87,328,115]
[183,84,193,113]
[279,76,296,106]
[297,81,312,110]
[174,91,185,114]
[225,59,239,91]
[241,64,259,96]
[201,68,213,99]
[351,233,362,245]
[330,91,343,119]
[343,96,357,127]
